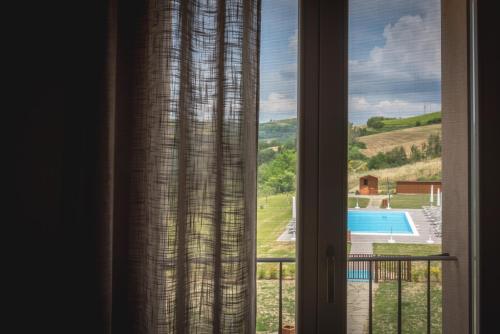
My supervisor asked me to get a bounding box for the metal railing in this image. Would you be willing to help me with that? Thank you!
[349,253,413,282]
[257,253,457,334]
[257,257,295,333]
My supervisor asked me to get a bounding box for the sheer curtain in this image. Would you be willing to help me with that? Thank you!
[102,0,261,332]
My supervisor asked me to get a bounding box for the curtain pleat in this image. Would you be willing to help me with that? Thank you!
[107,0,260,332]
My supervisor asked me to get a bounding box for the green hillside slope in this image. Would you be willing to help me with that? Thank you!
[259,118,297,143]
[364,112,441,135]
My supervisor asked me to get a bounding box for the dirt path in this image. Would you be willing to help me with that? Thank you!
[347,282,378,334]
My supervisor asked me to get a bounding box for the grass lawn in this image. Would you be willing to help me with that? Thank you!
[257,193,296,332]
[257,193,295,258]
[384,194,432,209]
[373,243,441,256]
[373,243,443,333]
[348,197,370,208]
[256,272,295,333]
[257,194,371,257]
[373,282,442,334]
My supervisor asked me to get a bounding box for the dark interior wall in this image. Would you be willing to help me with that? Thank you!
[477,1,500,332]
[12,1,109,332]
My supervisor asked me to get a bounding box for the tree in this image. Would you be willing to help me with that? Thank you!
[367,116,385,129]
[409,144,423,162]
[258,149,296,194]
[367,146,408,170]
[425,134,442,158]
[258,148,277,166]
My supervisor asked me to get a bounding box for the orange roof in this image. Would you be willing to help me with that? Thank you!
[360,175,378,180]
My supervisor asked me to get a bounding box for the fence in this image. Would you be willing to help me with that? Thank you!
[257,253,457,334]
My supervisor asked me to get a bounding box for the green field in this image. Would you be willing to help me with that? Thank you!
[373,243,443,333]
[256,270,296,332]
[257,193,295,332]
[383,194,432,209]
[364,112,441,135]
[257,193,295,258]
[373,281,442,334]
[373,243,441,256]
[348,197,370,208]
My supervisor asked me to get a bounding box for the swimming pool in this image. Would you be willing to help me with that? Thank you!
[347,269,370,281]
[348,211,418,236]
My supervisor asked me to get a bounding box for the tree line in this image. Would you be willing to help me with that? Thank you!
[257,120,442,196]
[366,133,442,170]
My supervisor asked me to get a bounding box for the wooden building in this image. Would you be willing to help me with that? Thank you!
[396,181,442,194]
[359,175,378,195]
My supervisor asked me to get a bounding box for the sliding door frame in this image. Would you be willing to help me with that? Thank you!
[297,0,348,332]
[296,0,476,333]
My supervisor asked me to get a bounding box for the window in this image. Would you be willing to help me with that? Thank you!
[257,0,471,332]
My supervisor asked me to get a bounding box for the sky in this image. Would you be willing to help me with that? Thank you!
[259,0,441,125]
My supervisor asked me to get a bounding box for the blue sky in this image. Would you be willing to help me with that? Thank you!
[259,0,441,124]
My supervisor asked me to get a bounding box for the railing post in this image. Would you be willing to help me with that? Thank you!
[279,261,283,334]
[427,260,431,334]
[369,260,373,334]
[397,260,402,334]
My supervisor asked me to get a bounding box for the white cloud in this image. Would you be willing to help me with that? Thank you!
[349,96,440,122]
[260,92,296,114]
[350,5,441,86]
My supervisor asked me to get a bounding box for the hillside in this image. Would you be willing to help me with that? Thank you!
[348,158,441,192]
[364,112,441,135]
[358,123,441,157]
[258,118,297,143]
[259,113,440,142]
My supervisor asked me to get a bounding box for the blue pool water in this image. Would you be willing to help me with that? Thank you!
[347,269,370,281]
[348,211,414,234]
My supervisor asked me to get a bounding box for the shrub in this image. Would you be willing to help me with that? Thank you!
[430,266,442,282]
[351,140,367,149]
[426,117,441,125]
[257,267,267,279]
[283,265,296,279]
[409,144,423,162]
[348,146,368,161]
[425,134,442,158]
[372,120,384,129]
[258,148,277,166]
[268,266,278,279]
[367,146,408,170]
[412,269,425,282]
[367,152,389,170]
[367,116,386,129]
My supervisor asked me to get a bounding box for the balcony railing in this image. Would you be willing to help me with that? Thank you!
[257,253,457,334]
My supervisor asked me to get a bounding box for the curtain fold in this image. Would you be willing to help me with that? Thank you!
[103,0,260,332]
